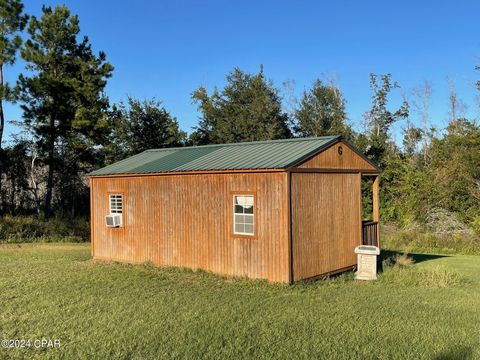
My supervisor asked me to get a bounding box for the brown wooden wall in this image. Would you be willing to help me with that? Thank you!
[291,172,361,281]
[298,140,377,170]
[91,172,290,282]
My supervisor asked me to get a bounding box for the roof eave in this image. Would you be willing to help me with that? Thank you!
[340,138,382,173]
[89,168,286,178]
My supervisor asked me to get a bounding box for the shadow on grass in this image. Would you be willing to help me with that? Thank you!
[378,250,450,274]
[434,346,474,360]
[380,250,449,263]
[301,250,451,283]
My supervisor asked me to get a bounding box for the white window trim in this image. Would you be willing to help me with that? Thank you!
[109,194,123,226]
[233,194,255,236]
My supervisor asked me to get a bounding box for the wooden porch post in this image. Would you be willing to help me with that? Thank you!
[372,175,380,246]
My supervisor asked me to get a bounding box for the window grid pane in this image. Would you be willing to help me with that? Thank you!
[235,223,245,234]
[109,194,123,214]
[233,195,254,235]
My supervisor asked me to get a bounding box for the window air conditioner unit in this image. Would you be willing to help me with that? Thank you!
[105,214,122,227]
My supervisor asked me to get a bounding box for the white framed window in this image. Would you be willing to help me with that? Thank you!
[233,195,254,236]
[109,194,123,225]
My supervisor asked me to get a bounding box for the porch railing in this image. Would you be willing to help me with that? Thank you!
[362,221,379,247]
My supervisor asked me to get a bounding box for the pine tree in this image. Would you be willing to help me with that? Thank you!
[0,0,27,148]
[18,5,113,218]
[0,0,28,213]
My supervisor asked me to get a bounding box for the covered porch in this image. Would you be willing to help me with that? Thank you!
[361,174,380,247]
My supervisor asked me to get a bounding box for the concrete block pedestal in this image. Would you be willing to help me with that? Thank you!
[354,245,380,280]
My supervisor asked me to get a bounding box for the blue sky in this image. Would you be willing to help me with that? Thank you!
[3,0,480,145]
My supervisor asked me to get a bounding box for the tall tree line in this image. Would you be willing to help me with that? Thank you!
[0,1,479,240]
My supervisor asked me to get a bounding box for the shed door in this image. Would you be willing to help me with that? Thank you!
[291,173,361,281]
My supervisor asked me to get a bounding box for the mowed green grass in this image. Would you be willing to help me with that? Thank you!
[0,244,479,359]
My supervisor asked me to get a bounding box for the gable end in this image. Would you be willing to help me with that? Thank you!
[293,140,380,172]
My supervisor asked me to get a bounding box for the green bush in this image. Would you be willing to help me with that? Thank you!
[381,223,480,255]
[0,215,89,243]
[470,215,480,236]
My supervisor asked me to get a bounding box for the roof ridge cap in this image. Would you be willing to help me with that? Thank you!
[145,136,341,152]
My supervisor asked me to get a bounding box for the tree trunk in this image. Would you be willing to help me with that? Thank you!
[30,148,41,217]
[44,114,56,219]
[10,175,15,215]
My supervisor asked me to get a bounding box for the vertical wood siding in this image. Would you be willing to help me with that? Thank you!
[291,172,361,280]
[298,141,377,170]
[91,172,290,282]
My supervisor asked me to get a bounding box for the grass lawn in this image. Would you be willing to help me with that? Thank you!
[0,244,479,359]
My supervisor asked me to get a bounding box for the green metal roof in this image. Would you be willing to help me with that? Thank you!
[90,136,343,176]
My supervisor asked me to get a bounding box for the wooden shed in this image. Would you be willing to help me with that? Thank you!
[89,136,381,283]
